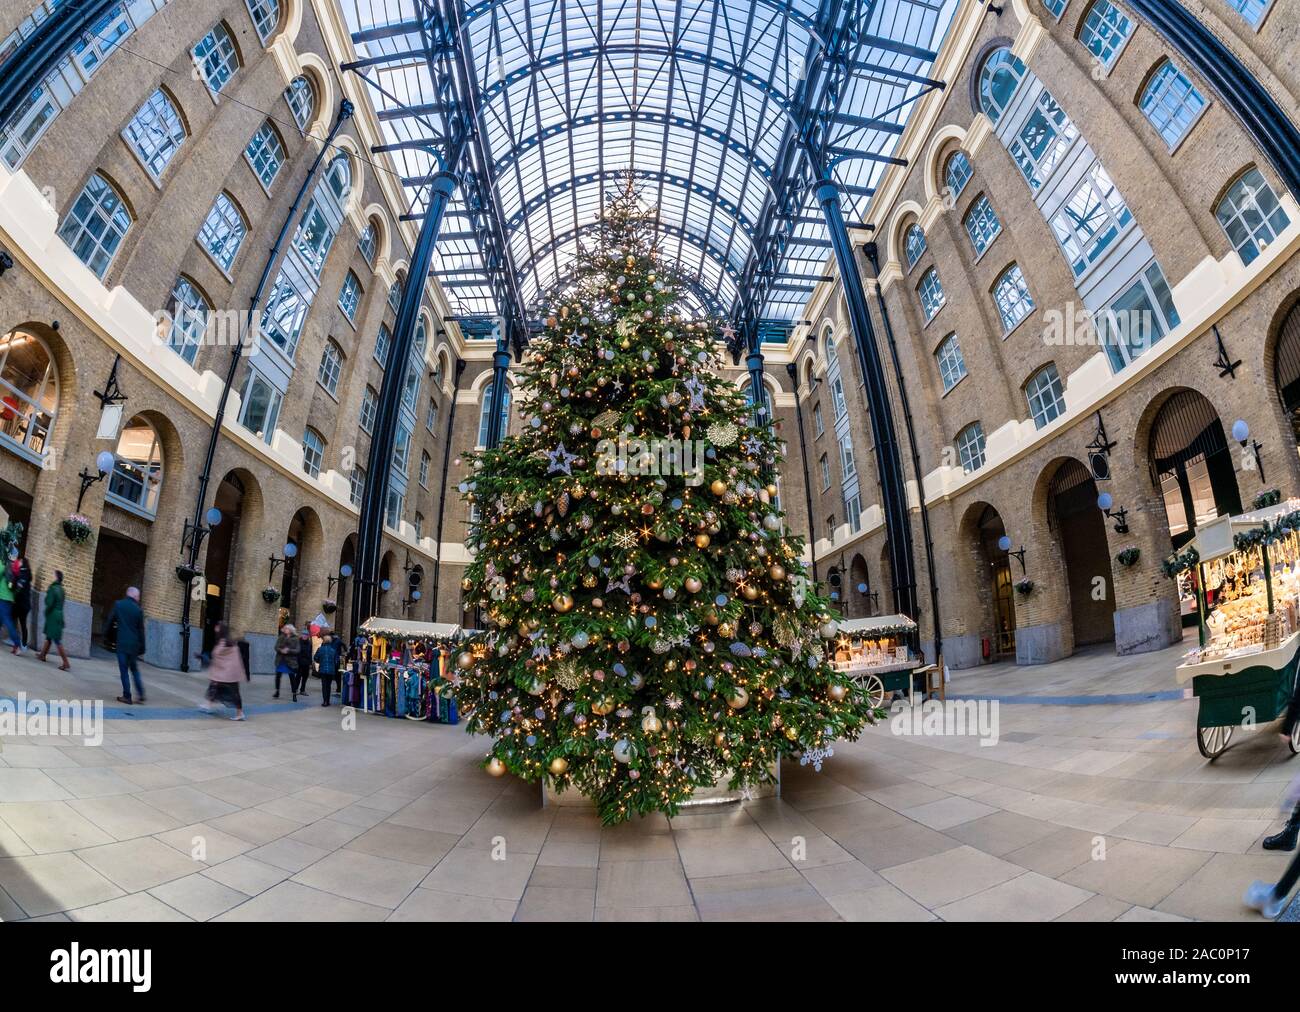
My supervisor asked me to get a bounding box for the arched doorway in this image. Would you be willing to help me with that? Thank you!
[1273,299,1300,443]
[1047,459,1116,647]
[961,503,1016,659]
[849,553,871,617]
[1148,390,1242,550]
[202,469,262,652]
[378,550,395,617]
[281,507,324,620]
[336,534,356,642]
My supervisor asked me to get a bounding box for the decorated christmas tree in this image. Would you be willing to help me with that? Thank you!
[449,180,878,823]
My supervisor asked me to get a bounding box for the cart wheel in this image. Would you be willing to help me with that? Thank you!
[1197,724,1234,760]
[1289,720,1300,756]
[862,674,886,710]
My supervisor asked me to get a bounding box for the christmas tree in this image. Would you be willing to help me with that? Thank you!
[450,180,878,823]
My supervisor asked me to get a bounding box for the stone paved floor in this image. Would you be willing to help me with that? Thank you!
[1,634,1298,921]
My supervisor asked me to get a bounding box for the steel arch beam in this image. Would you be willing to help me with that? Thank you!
[0,0,119,126]
[464,0,818,34]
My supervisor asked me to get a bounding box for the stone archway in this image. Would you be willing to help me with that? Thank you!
[1043,457,1116,651]
[281,505,325,621]
[203,468,264,653]
[957,502,1016,664]
[849,553,871,618]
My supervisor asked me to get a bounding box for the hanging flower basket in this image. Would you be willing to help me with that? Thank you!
[62,514,92,545]
[1116,547,1141,568]
[322,598,338,614]
[1013,578,1034,597]
[261,586,281,605]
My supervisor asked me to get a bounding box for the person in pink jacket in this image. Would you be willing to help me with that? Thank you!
[200,622,248,721]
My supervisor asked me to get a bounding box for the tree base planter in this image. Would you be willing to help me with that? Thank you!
[541,762,780,810]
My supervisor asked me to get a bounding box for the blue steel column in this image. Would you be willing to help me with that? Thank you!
[1125,0,1300,197]
[814,179,918,620]
[483,323,514,448]
[352,171,458,633]
[0,0,119,126]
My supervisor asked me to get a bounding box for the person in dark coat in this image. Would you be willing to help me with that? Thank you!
[314,629,341,706]
[13,555,32,648]
[273,623,298,701]
[36,570,68,670]
[297,626,315,699]
[111,587,147,705]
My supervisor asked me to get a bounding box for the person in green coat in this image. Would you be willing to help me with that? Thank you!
[36,570,69,670]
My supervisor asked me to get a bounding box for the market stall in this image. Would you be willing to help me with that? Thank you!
[356,617,468,723]
[830,614,921,707]
[1169,499,1300,759]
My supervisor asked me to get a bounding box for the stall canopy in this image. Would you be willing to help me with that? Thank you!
[359,617,465,639]
[837,614,917,635]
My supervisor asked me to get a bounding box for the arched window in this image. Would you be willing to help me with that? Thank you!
[433,348,448,388]
[198,192,246,272]
[1140,60,1207,149]
[317,339,343,395]
[358,221,378,264]
[165,276,210,364]
[193,23,239,94]
[360,385,378,433]
[478,383,511,446]
[1217,167,1290,266]
[903,223,927,269]
[245,121,285,188]
[1025,363,1066,428]
[245,0,280,42]
[977,49,1027,123]
[955,422,987,473]
[58,173,131,279]
[918,267,945,321]
[107,415,162,515]
[1226,0,1270,26]
[388,278,403,312]
[0,330,58,457]
[374,323,391,366]
[401,352,422,411]
[944,151,972,198]
[285,76,315,132]
[302,427,325,478]
[350,464,366,507]
[414,317,429,357]
[963,194,1002,255]
[823,331,847,419]
[936,333,967,393]
[823,331,839,370]
[325,153,351,204]
[338,271,361,320]
[1079,1,1132,70]
[993,264,1035,331]
[123,89,185,179]
[745,380,773,425]
[1043,0,1069,18]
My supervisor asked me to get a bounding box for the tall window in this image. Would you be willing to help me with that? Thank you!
[374,324,391,366]
[820,453,831,490]
[1098,261,1180,372]
[919,268,945,322]
[261,273,309,356]
[414,512,424,539]
[936,333,967,393]
[350,465,366,507]
[385,488,403,530]
[0,330,58,457]
[1009,91,1078,190]
[285,76,315,132]
[198,193,246,272]
[318,340,343,395]
[293,201,337,277]
[360,385,378,433]
[388,279,402,312]
[1226,0,1269,25]
[338,271,361,321]
[426,397,438,432]
[302,427,325,478]
[165,277,210,364]
[904,223,927,269]
[238,369,281,443]
[1043,0,1069,17]
[1216,167,1290,266]
[945,151,972,198]
[993,264,1035,332]
[1025,364,1066,428]
[193,23,239,94]
[1140,60,1207,149]
[978,49,1027,123]
[107,415,162,516]
[245,0,279,42]
[419,450,431,488]
[963,195,1002,255]
[478,383,511,446]
[393,421,412,474]
[1050,162,1133,276]
[122,89,185,179]
[357,222,377,264]
[955,422,986,473]
[245,121,285,188]
[401,355,421,412]
[838,433,856,480]
[58,173,130,279]
[1080,0,1132,70]
[325,153,351,204]
[813,402,824,437]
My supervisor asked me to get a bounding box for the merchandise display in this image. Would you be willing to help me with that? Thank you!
[356,618,468,724]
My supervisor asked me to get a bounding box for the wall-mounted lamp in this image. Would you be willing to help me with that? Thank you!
[997,534,1027,575]
[179,507,223,580]
[268,541,298,583]
[0,250,13,277]
[1231,418,1265,482]
[327,563,353,597]
[1097,492,1129,535]
[76,450,118,512]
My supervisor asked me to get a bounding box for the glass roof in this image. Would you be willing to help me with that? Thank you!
[341,0,958,329]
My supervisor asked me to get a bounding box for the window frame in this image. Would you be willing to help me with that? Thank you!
[993,264,1036,334]
[244,120,285,190]
[1079,0,1134,72]
[57,172,131,279]
[935,333,968,394]
[955,422,987,474]
[122,88,186,181]
[197,192,246,274]
[963,193,1003,257]
[1216,166,1291,266]
[1025,363,1067,429]
[1139,59,1208,151]
[918,267,946,323]
[302,426,325,478]
[192,23,239,95]
[317,339,343,397]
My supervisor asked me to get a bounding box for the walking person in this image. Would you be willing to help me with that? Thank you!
[1263,690,1300,852]
[36,570,69,670]
[273,623,298,700]
[297,624,315,701]
[1246,770,1300,918]
[199,622,247,721]
[111,587,147,705]
[315,628,341,706]
[13,554,32,648]
[0,559,22,653]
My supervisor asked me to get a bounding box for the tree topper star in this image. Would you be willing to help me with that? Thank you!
[546,442,577,475]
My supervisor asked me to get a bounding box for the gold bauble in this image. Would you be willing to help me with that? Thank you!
[461,577,473,590]
[591,696,616,716]
[695,533,711,549]
[714,732,727,747]
[456,651,475,670]
[828,684,848,702]
[552,593,574,613]
[646,577,662,590]
[741,585,759,601]
[705,610,720,625]
[785,726,799,741]
[485,757,507,777]
[769,564,786,582]
[718,622,735,638]
[726,687,750,709]
[767,484,778,498]
[684,576,703,594]
[710,479,727,496]
[548,757,569,776]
